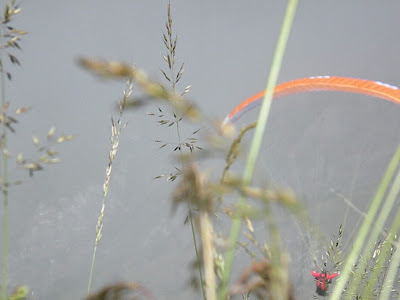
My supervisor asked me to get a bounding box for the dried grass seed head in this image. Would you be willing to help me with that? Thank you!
[172,164,214,213]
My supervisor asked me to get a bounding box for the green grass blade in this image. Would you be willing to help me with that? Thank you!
[329,142,400,300]
[346,148,400,297]
[217,1,298,299]
[379,231,400,300]
[359,162,400,298]
[361,205,400,298]
[377,169,400,300]
[0,42,9,300]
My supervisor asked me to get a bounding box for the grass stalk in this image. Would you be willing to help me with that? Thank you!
[1,197,7,300]
[189,209,206,299]
[329,142,400,300]
[0,38,8,300]
[176,119,206,300]
[87,78,130,295]
[217,1,298,299]
[176,120,206,299]
[177,128,206,300]
[199,211,216,300]
[161,3,206,298]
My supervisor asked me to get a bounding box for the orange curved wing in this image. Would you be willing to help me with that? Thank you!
[222,76,400,127]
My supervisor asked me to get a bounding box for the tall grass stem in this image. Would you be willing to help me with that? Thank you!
[161,3,206,296]
[200,211,216,300]
[174,105,205,299]
[217,1,298,298]
[0,39,9,300]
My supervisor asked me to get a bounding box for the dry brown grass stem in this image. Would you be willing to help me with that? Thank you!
[172,165,214,213]
[199,212,216,300]
[85,282,153,300]
[217,122,256,205]
[221,177,297,208]
[230,259,294,300]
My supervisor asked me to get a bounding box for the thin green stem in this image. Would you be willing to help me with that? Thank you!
[1,200,7,300]
[0,39,9,300]
[87,171,107,294]
[188,208,206,299]
[87,235,98,294]
[175,120,206,300]
[217,1,298,299]
[87,201,105,294]
[165,5,206,290]
[87,84,128,294]
[1,194,8,300]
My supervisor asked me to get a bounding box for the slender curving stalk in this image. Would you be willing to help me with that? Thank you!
[0,41,9,300]
[160,3,206,298]
[176,121,206,300]
[217,1,298,299]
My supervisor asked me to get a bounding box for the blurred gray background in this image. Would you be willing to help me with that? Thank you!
[1,1,400,299]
